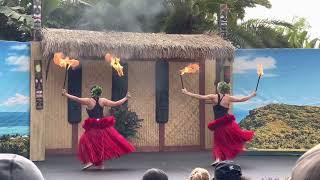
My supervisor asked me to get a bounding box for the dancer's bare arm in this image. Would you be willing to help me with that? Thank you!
[229,92,256,102]
[182,88,215,100]
[62,89,91,105]
[101,92,131,107]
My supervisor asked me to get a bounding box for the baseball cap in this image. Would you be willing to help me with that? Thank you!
[0,154,44,180]
[290,144,320,180]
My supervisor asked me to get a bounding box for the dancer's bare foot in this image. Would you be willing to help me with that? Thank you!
[211,160,221,166]
[82,163,93,170]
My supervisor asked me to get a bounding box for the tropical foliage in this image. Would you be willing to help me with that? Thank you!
[0,0,318,48]
[0,134,29,158]
[276,17,320,48]
[0,0,33,41]
[109,106,143,139]
[229,19,292,48]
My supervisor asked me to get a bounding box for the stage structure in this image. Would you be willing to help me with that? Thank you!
[29,28,234,161]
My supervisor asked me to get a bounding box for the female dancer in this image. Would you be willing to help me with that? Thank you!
[182,82,256,165]
[62,85,135,170]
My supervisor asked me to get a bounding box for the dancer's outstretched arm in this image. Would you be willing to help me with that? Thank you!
[62,89,91,105]
[229,91,256,102]
[182,88,214,100]
[101,92,131,107]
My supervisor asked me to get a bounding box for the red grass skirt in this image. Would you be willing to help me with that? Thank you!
[208,114,254,161]
[78,116,135,166]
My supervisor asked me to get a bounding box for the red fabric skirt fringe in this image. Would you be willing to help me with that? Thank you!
[208,114,254,161]
[78,116,135,166]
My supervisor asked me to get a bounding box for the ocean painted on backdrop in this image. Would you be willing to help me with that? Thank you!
[0,112,30,135]
[0,41,30,136]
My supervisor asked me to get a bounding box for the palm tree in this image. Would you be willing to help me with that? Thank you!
[162,0,291,48]
[0,0,96,41]
[229,19,292,48]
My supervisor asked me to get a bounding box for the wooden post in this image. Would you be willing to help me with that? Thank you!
[30,42,45,161]
[199,60,206,149]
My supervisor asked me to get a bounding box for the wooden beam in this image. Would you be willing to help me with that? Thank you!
[159,124,165,152]
[71,124,78,154]
[30,41,45,161]
[199,60,206,149]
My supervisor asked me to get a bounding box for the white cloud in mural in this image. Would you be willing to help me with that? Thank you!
[263,73,278,78]
[5,55,29,72]
[9,44,29,50]
[0,94,29,106]
[233,56,277,74]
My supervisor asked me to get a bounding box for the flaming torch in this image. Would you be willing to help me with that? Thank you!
[179,64,200,89]
[255,64,264,91]
[53,52,80,89]
[105,53,124,77]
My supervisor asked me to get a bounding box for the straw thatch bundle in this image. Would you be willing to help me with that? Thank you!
[41,28,234,60]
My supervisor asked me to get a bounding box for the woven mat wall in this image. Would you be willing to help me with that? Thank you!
[44,59,72,149]
[79,60,112,139]
[128,61,158,147]
[165,61,200,146]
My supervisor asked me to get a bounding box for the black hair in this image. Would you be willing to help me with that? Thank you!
[142,168,168,180]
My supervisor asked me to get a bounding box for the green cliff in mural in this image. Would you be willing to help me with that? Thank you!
[240,104,320,150]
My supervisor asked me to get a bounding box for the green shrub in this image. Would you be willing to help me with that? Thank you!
[0,134,29,158]
[110,106,143,139]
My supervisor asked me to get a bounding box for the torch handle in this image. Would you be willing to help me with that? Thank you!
[180,75,185,89]
[255,75,261,91]
[63,65,69,90]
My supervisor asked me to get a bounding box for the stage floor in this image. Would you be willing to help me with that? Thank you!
[35,151,299,180]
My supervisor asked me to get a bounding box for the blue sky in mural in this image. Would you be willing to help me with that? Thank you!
[233,49,320,121]
[0,40,30,135]
[0,41,30,112]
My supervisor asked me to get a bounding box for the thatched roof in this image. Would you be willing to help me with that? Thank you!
[41,28,235,61]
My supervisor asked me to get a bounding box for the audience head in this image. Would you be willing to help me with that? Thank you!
[290,144,320,180]
[212,161,242,180]
[142,168,168,180]
[0,154,44,180]
[189,168,210,180]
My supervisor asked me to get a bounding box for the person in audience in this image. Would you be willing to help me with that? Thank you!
[289,144,320,180]
[0,154,44,180]
[142,168,168,180]
[189,168,211,180]
[212,160,251,180]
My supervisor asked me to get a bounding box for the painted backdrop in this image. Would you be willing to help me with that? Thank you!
[0,40,30,157]
[233,49,320,151]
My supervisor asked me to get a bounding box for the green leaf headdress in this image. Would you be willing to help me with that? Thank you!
[217,82,231,94]
[90,85,103,97]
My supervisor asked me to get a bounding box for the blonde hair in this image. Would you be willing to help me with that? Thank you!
[189,168,210,180]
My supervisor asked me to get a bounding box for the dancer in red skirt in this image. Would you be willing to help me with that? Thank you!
[182,82,256,165]
[62,85,135,170]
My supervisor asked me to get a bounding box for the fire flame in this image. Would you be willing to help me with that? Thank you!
[257,64,264,76]
[105,53,124,77]
[180,64,200,75]
[53,52,80,70]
